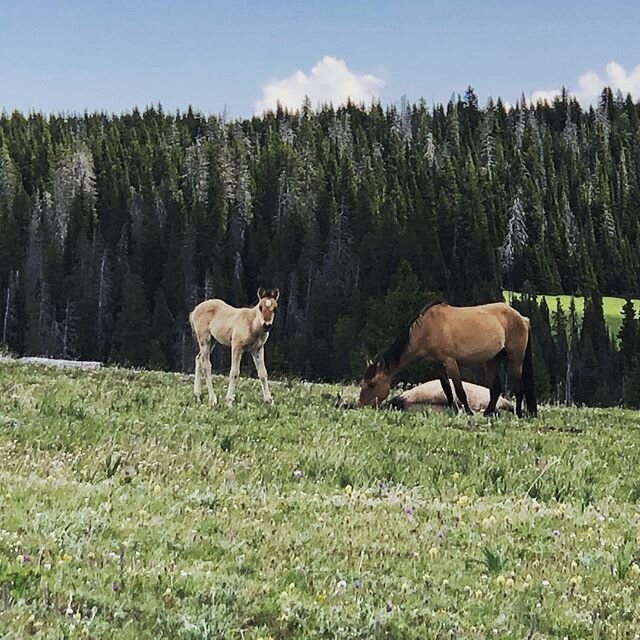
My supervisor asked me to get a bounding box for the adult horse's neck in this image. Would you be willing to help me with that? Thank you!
[380,321,421,378]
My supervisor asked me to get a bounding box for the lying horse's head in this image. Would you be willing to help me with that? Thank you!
[358,359,392,407]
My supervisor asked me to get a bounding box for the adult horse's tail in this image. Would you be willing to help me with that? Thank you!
[522,327,537,417]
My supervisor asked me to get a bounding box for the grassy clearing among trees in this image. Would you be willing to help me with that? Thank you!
[2,363,640,638]
[505,291,640,338]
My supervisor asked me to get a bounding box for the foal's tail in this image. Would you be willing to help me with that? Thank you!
[522,326,538,417]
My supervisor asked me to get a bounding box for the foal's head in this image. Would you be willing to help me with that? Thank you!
[358,359,392,407]
[256,288,280,332]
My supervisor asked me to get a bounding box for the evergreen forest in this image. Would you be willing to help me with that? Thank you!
[1,88,640,406]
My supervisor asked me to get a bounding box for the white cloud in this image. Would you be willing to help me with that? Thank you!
[530,88,562,105]
[254,56,384,114]
[530,61,640,106]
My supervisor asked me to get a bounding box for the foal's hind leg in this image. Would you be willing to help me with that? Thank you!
[195,338,218,406]
[194,351,203,399]
[443,358,473,415]
[202,342,218,406]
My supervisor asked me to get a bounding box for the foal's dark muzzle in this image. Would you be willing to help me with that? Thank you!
[263,323,272,332]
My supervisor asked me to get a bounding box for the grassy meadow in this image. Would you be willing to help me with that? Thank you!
[2,363,640,638]
[503,291,640,338]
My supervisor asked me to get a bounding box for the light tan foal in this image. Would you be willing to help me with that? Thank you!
[189,288,280,406]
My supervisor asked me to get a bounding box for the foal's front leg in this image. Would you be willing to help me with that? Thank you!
[226,344,242,406]
[251,347,273,404]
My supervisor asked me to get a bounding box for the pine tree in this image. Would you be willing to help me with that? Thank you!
[620,300,639,406]
[112,271,151,367]
[1,270,19,350]
[148,287,175,371]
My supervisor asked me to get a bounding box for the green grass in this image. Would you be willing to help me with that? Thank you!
[2,363,640,638]
[504,291,640,337]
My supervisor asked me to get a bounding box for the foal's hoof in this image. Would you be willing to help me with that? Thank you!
[264,397,274,405]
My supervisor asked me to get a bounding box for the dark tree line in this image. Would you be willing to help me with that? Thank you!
[1,88,640,406]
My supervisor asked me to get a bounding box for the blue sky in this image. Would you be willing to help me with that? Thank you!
[2,0,640,116]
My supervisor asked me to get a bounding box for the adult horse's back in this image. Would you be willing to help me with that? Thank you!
[358,301,537,417]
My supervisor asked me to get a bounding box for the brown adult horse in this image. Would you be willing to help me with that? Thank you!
[358,301,537,417]
[190,288,279,406]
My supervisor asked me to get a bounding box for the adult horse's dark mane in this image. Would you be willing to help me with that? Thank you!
[365,300,444,378]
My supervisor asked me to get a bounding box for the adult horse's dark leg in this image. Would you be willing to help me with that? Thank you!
[438,365,455,409]
[507,355,524,418]
[443,358,473,415]
[484,350,507,417]
[483,356,502,417]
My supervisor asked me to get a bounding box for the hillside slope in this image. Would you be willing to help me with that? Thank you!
[1,363,640,637]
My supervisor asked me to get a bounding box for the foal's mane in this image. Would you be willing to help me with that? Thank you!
[366,299,444,377]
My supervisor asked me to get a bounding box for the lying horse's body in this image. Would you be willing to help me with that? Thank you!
[387,379,514,413]
[190,288,279,406]
[359,301,537,417]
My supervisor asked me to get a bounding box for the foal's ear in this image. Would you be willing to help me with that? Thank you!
[273,288,280,302]
[257,287,266,300]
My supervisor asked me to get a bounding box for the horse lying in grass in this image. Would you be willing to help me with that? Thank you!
[358,301,537,417]
[190,288,279,406]
[387,379,514,413]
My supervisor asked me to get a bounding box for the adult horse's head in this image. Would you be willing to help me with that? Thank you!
[257,287,280,332]
[358,358,392,407]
